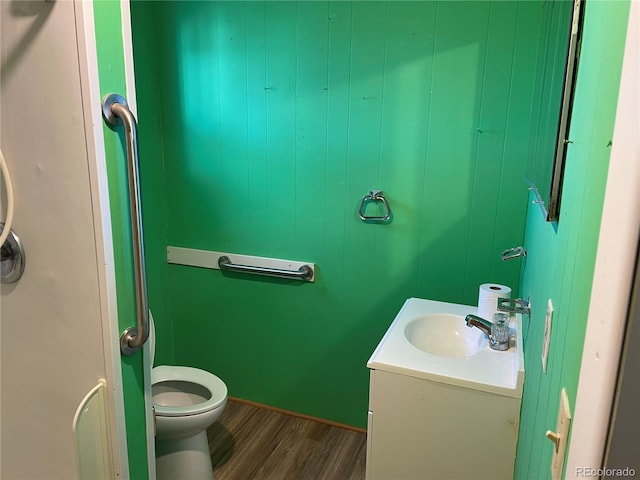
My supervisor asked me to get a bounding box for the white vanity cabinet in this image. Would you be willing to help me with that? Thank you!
[365,298,525,480]
[365,369,521,480]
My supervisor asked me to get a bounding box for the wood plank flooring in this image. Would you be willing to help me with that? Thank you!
[207,399,367,480]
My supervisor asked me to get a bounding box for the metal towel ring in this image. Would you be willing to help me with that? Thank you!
[358,190,392,223]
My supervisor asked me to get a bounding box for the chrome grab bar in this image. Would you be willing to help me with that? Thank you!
[218,255,313,282]
[102,93,149,356]
[358,190,392,222]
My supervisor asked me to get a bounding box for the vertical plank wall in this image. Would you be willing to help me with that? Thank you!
[131,1,541,428]
[515,2,630,478]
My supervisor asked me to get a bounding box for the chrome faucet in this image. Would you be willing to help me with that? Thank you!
[464,314,510,351]
[465,315,492,337]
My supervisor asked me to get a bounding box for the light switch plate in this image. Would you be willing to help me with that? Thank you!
[542,299,553,373]
[549,388,572,480]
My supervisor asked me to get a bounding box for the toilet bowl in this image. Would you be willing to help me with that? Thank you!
[149,312,228,479]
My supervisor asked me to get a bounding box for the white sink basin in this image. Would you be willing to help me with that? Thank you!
[404,313,486,358]
[367,298,524,397]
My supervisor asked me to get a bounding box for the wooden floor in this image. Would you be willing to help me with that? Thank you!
[207,399,367,480]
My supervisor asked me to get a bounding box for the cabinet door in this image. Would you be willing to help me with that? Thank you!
[366,370,519,480]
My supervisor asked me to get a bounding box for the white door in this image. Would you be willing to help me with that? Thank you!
[0,1,131,478]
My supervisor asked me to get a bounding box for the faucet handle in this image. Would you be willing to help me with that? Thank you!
[491,313,510,347]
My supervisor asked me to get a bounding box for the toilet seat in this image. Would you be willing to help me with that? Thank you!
[152,365,227,417]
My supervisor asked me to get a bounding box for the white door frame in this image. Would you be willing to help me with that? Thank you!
[76,1,156,476]
[75,0,156,480]
[74,1,130,476]
[566,1,639,477]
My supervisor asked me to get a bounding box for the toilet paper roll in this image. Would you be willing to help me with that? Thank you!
[477,283,512,320]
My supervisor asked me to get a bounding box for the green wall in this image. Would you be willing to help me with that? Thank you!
[132,1,542,428]
[130,0,175,368]
[93,2,149,479]
[514,1,630,478]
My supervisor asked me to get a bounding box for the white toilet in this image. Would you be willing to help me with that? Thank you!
[149,312,228,479]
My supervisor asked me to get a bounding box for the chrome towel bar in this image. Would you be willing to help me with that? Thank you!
[218,256,313,281]
[102,93,149,356]
[358,190,392,222]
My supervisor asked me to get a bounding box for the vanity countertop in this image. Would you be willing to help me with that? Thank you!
[367,297,525,398]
